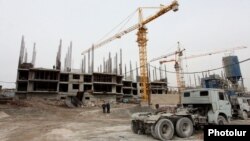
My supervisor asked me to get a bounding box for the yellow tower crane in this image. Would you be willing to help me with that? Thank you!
[81,1,179,103]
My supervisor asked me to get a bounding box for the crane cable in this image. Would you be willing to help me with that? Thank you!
[96,9,138,43]
[95,6,164,46]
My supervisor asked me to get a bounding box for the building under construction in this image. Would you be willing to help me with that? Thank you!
[15,37,168,104]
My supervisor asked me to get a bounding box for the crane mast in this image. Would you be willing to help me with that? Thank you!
[174,42,185,95]
[137,26,149,102]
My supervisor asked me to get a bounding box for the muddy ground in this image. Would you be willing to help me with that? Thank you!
[0,98,250,141]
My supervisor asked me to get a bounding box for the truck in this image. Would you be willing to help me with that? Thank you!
[131,88,232,140]
[230,95,250,120]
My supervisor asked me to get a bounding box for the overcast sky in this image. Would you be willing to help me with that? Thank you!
[0,0,250,90]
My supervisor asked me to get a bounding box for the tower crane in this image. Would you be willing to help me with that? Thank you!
[150,42,185,94]
[81,1,179,103]
[155,45,247,95]
[150,44,185,62]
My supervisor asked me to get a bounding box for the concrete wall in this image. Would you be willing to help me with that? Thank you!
[151,94,180,105]
[83,93,116,106]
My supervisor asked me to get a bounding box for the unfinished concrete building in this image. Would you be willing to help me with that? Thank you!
[16,36,168,103]
[16,66,60,98]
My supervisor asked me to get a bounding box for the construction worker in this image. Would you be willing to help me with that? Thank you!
[106,102,110,113]
[102,101,106,113]
[155,104,159,110]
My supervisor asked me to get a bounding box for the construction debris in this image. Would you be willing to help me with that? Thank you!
[65,91,84,108]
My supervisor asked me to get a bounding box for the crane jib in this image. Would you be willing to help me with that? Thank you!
[81,1,179,55]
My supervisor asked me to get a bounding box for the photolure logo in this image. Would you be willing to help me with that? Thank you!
[208,129,247,136]
[204,125,250,141]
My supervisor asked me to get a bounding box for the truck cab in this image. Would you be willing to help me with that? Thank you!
[182,88,232,124]
[230,96,250,119]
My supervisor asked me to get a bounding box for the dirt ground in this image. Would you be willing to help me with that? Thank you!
[0,98,250,141]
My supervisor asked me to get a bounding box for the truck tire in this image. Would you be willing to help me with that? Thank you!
[217,115,227,125]
[131,121,139,134]
[175,117,194,138]
[151,125,158,139]
[155,119,174,140]
[242,111,248,120]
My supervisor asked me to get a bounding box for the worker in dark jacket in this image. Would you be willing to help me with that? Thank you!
[102,102,106,113]
[106,102,110,113]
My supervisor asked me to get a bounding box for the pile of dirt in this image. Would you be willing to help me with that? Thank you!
[17,98,66,111]
[2,97,60,108]
[8,100,32,107]
[0,95,13,104]
[0,111,10,119]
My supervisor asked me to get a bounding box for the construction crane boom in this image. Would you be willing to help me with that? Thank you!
[150,48,185,62]
[184,46,247,60]
[160,46,247,64]
[81,0,179,55]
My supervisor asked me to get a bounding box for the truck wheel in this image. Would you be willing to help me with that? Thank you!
[242,111,248,120]
[131,121,139,134]
[176,117,194,138]
[151,125,158,139]
[155,119,174,140]
[217,115,227,125]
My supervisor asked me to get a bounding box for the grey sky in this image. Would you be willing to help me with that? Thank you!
[0,0,250,89]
